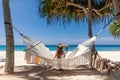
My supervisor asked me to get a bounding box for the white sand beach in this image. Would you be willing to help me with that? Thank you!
[0,51,120,80]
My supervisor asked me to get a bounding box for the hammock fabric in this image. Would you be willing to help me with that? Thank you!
[23,35,96,69]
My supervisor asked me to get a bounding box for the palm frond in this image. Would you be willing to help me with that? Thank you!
[109,21,120,38]
[37,0,114,27]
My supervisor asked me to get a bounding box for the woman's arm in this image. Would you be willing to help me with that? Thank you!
[54,46,59,59]
[62,45,69,53]
[53,53,57,59]
[66,46,69,52]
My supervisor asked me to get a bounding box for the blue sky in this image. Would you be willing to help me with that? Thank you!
[0,0,120,45]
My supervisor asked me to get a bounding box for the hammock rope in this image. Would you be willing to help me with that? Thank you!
[13,26,24,36]
[96,12,120,36]
[4,21,24,37]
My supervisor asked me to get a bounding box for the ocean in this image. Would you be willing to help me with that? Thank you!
[0,45,120,51]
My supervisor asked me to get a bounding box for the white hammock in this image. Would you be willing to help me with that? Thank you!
[24,36,96,69]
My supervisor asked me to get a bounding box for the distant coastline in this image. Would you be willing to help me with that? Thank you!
[0,45,120,51]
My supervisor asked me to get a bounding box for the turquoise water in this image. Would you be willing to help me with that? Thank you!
[0,45,120,51]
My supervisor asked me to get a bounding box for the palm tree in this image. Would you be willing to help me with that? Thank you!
[108,0,120,38]
[2,0,14,74]
[38,0,113,47]
[38,0,112,39]
[87,0,95,67]
[109,21,120,38]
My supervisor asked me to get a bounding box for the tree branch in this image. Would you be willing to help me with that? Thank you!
[50,1,112,17]
[66,2,87,14]
[96,3,113,12]
[91,2,112,17]
[92,9,102,16]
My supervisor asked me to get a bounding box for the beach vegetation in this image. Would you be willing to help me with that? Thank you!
[109,21,120,38]
[108,0,120,38]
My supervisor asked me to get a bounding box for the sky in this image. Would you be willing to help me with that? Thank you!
[0,0,120,45]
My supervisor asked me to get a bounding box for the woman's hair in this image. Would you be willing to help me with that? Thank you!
[58,43,62,45]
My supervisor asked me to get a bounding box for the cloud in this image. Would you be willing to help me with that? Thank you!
[0,36,119,45]
[43,38,89,45]
[43,37,120,45]
[95,37,120,45]
[0,39,6,45]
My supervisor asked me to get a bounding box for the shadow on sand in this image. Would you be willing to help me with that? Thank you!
[0,65,120,80]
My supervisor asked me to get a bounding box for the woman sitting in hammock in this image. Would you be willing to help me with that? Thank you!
[54,43,69,59]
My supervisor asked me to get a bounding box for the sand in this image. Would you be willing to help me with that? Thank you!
[0,51,120,80]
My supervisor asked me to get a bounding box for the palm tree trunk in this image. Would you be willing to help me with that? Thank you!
[2,0,14,74]
[112,0,120,14]
[112,0,120,23]
[87,0,96,68]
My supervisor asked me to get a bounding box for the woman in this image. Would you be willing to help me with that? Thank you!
[54,43,69,59]
[54,43,69,71]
